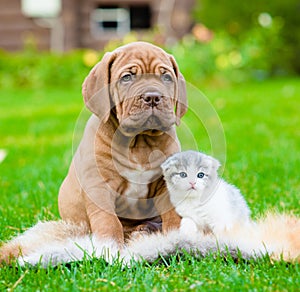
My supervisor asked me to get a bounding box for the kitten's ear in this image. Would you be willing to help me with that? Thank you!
[161,157,174,172]
[161,160,169,172]
[211,157,221,170]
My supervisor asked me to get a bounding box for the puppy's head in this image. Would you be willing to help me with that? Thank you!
[82,42,187,136]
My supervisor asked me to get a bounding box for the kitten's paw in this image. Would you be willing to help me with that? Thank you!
[180,218,198,235]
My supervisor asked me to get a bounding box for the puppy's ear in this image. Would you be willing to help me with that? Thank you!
[175,73,188,126]
[169,55,188,126]
[82,52,117,123]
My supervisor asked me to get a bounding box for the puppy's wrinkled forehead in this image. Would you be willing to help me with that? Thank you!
[110,44,174,79]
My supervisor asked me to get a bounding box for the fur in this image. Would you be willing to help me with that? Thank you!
[1,213,299,266]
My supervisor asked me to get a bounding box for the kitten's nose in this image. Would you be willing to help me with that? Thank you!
[189,182,196,189]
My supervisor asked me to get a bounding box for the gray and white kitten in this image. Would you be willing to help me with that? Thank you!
[161,150,251,235]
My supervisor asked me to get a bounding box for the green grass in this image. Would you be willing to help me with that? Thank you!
[0,78,300,290]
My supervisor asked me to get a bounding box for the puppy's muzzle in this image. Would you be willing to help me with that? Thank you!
[141,91,162,108]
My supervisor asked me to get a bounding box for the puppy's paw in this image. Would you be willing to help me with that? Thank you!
[129,221,162,240]
[135,221,162,233]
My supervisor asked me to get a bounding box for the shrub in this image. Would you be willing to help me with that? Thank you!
[0,21,296,90]
[167,21,287,86]
[193,0,300,74]
[0,49,97,89]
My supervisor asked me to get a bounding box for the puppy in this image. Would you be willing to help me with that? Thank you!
[58,42,188,245]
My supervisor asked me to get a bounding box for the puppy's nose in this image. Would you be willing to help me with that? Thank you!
[141,92,162,107]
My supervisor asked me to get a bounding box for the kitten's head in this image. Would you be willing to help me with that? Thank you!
[161,150,220,196]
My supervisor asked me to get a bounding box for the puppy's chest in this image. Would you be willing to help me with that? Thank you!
[120,167,160,199]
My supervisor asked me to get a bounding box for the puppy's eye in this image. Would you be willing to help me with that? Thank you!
[121,74,132,82]
[162,73,173,82]
[197,172,205,178]
[179,172,187,178]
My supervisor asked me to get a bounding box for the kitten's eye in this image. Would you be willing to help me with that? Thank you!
[179,172,187,178]
[120,74,132,83]
[197,172,205,178]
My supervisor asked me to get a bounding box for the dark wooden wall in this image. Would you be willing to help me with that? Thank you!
[0,0,50,51]
[0,0,194,51]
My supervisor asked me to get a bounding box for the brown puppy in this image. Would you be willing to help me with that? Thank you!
[58,42,188,245]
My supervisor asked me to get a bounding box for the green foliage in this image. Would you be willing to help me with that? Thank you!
[0,28,294,91]
[0,49,93,89]
[168,23,286,87]
[193,0,300,74]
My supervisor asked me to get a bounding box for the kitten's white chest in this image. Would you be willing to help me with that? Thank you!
[173,194,204,219]
[175,187,243,233]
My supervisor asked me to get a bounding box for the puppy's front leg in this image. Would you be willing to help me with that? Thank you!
[85,195,124,245]
[161,208,181,232]
[154,183,181,232]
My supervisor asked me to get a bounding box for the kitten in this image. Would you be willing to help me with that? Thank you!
[161,150,251,235]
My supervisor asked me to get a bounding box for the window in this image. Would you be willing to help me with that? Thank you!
[130,5,151,29]
[91,4,152,37]
[91,6,130,36]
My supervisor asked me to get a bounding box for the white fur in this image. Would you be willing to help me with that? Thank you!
[18,235,119,267]
[175,179,250,234]
[2,212,297,268]
[12,220,272,267]
[180,217,198,236]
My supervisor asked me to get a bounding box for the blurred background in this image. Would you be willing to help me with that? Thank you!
[0,0,299,88]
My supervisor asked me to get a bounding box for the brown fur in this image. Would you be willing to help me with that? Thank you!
[258,213,300,261]
[218,213,300,262]
[58,42,187,245]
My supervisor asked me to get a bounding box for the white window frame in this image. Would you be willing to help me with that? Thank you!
[91,8,130,37]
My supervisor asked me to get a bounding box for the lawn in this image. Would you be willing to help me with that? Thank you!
[0,78,299,290]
